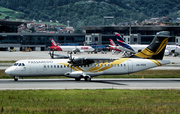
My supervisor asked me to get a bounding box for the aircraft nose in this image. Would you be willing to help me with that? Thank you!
[5,68,11,75]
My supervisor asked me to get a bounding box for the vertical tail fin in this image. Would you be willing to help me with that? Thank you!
[51,39,58,46]
[130,31,170,60]
[115,33,135,52]
[115,32,125,42]
[109,39,117,46]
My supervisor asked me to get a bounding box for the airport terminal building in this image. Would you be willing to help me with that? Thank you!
[0,20,180,51]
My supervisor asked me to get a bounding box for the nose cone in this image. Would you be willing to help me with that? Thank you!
[5,68,11,75]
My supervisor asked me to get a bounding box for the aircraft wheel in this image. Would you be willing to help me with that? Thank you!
[84,76,91,81]
[14,76,19,81]
[75,78,81,81]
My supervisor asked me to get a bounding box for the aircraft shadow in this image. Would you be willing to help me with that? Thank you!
[1,79,127,86]
[90,80,127,85]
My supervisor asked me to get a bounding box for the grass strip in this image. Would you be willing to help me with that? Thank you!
[0,61,16,63]
[0,89,180,113]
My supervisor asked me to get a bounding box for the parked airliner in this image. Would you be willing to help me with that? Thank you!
[50,39,94,53]
[108,39,121,53]
[113,32,180,56]
[108,33,135,54]
[5,31,171,81]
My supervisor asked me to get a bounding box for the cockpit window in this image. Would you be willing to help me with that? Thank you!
[14,63,18,66]
[14,63,25,66]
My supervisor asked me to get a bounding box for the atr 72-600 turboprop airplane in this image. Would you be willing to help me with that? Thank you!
[50,39,94,53]
[5,31,170,81]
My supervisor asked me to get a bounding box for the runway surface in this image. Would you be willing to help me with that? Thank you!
[1,78,180,90]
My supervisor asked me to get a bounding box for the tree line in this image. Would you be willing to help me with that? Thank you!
[0,0,179,28]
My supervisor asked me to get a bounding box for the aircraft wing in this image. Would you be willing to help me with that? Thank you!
[68,56,117,66]
[116,45,135,53]
[48,52,69,59]
[72,47,80,52]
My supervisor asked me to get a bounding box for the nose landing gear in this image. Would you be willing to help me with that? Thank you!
[14,76,19,81]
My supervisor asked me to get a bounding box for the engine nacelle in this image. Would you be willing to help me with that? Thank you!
[164,50,170,56]
[64,71,83,78]
[68,57,94,66]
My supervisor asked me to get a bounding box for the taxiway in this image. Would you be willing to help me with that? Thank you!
[0,79,180,90]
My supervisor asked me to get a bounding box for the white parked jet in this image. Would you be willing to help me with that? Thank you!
[5,31,171,81]
[50,39,94,53]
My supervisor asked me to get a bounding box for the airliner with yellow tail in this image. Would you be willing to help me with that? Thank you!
[5,31,171,81]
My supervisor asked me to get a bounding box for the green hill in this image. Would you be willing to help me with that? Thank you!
[0,6,25,20]
[0,0,179,28]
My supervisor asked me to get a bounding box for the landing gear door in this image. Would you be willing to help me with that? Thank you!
[128,59,133,73]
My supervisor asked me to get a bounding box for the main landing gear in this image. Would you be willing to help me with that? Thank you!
[74,76,91,82]
[84,76,91,81]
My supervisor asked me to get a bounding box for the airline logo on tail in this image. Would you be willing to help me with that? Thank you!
[108,39,121,52]
[109,39,117,46]
[115,33,125,42]
[50,39,62,51]
[115,33,135,53]
[131,31,170,60]
[51,39,58,46]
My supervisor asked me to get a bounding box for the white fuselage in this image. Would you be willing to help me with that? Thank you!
[129,45,180,54]
[60,46,94,52]
[5,58,170,78]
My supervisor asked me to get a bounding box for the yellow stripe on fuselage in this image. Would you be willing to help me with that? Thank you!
[59,58,130,73]
[60,63,82,71]
[93,58,129,73]
[149,59,162,66]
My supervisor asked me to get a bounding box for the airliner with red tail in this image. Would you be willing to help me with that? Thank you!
[50,39,94,53]
[108,39,121,52]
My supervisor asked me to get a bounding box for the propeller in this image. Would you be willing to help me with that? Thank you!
[67,52,94,67]
[49,49,54,59]
[68,52,74,72]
